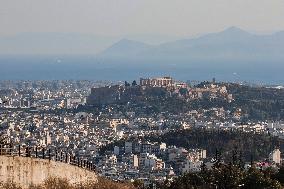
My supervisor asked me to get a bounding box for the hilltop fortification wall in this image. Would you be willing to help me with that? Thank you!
[0,156,97,188]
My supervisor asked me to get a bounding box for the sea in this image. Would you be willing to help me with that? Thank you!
[0,55,283,85]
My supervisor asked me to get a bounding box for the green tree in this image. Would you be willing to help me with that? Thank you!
[132,80,137,86]
[243,167,281,189]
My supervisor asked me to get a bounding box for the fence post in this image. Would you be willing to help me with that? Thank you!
[26,147,29,157]
[28,147,31,157]
[35,146,38,158]
[18,145,21,156]
[92,163,95,171]
[49,149,51,160]
[42,148,45,159]
[65,152,68,163]
[9,143,12,155]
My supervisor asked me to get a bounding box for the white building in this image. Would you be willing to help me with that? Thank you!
[269,149,281,164]
[181,159,203,173]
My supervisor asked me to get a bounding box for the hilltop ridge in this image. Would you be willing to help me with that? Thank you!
[99,27,284,61]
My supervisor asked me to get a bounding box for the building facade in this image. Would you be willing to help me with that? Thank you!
[140,77,173,87]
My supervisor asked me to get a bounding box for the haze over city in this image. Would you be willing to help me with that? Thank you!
[0,0,284,54]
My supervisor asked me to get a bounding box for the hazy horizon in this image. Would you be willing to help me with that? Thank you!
[1,1,284,83]
[0,26,283,55]
[1,0,284,54]
[1,0,284,36]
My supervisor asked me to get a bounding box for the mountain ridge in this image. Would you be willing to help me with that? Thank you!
[98,27,284,61]
[98,38,153,57]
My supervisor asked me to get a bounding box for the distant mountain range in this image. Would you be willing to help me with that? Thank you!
[0,33,178,55]
[1,27,284,83]
[99,27,284,62]
[99,39,152,58]
[1,27,284,63]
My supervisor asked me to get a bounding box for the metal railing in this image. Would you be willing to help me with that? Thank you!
[0,143,96,172]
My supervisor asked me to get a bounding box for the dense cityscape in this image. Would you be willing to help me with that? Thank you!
[1,0,284,188]
[1,77,284,188]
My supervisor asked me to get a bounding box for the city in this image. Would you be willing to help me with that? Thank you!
[1,0,284,188]
[1,77,284,188]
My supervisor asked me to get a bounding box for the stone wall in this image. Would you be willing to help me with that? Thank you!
[0,156,97,188]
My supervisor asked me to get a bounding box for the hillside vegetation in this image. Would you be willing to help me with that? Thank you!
[146,128,281,161]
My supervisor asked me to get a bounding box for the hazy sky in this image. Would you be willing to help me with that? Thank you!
[1,0,284,37]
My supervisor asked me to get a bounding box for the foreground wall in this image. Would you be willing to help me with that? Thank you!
[0,156,97,188]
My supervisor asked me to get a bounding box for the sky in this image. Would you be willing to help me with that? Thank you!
[1,0,284,37]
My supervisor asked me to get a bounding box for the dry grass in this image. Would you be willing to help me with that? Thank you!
[0,182,22,189]
[0,177,136,189]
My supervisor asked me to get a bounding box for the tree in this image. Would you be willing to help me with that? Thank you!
[132,80,137,86]
[132,179,144,189]
[272,166,284,185]
[179,88,188,96]
[158,165,281,189]
[243,167,281,189]
[125,81,130,87]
